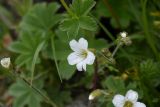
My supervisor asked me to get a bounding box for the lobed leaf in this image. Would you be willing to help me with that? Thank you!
[20,2,61,33]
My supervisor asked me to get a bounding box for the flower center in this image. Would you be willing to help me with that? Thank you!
[80,50,88,58]
[124,101,133,107]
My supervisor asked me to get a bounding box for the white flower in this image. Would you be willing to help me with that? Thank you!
[67,38,95,71]
[120,31,127,38]
[112,90,146,107]
[1,57,11,68]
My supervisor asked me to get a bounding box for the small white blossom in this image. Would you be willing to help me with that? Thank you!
[1,57,11,68]
[112,90,146,107]
[120,31,127,38]
[67,38,95,71]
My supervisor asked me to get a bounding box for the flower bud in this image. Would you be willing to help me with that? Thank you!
[120,31,132,46]
[89,89,103,100]
[1,57,11,68]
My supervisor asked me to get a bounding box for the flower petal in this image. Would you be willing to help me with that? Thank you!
[76,62,84,71]
[78,38,88,50]
[82,63,86,71]
[69,39,80,51]
[112,94,125,107]
[85,51,95,65]
[67,52,83,65]
[125,90,138,102]
[134,102,146,107]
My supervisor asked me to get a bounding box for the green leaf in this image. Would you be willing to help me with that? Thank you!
[8,32,44,69]
[60,0,97,37]
[89,39,108,50]
[60,18,80,38]
[79,16,97,31]
[102,76,125,94]
[59,60,76,80]
[71,0,96,16]
[60,16,97,37]
[8,79,43,107]
[140,60,160,85]
[54,40,71,60]
[20,2,61,33]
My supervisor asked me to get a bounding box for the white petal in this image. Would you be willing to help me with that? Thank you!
[76,62,84,71]
[134,102,146,107]
[85,51,95,65]
[78,38,88,50]
[112,95,125,107]
[69,39,80,51]
[125,90,138,102]
[1,57,10,68]
[82,63,86,71]
[67,52,83,65]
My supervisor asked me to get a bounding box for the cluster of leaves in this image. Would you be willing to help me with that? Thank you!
[0,0,160,107]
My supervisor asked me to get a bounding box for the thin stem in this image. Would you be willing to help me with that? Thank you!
[0,12,15,29]
[103,0,121,28]
[92,15,115,41]
[60,0,74,16]
[111,42,122,57]
[9,71,58,107]
[141,0,160,60]
[51,36,62,82]
[92,58,98,90]
[31,40,45,86]
[98,21,115,41]
[22,78,57,107]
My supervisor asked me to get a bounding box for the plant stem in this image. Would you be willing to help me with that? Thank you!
[141,0,160,60]
[9,71,58,107]
[22,78,58,107]
[92,58,98,89]
[103,0,121,28]
[111,42,122,57]
[0,12,15,29]
[60,0,74,16]
[31,40,45,86]
[92,15,115,41]
[51,36,62,82]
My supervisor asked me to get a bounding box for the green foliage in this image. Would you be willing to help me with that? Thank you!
[59,60,75,80]
[60,0,97,37]
[8,79,43,107]
[50,88,72,107]
[96,0,132,28]
[8,0,33,16]
[102,76,125,94]
[20,2,61,33]
[71,0,96,16]
[0,0,160,107]
[140,60,160,85]
[8,32,44,69]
